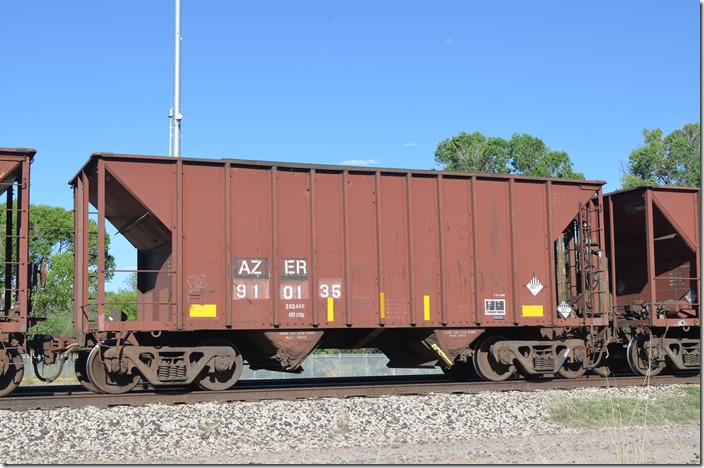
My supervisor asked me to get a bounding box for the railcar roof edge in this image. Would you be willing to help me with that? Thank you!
[0,147,37,159]
[68,152,607,187]
[604,185,700,197]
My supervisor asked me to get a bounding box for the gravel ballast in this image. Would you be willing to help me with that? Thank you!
[0,384,699,464]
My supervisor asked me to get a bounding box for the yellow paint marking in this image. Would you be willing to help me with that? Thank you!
[190,304,217,318]
[380,292,386,319]
[327,297,334,322]
[424,295,431,321]
[522,305,544,317]
[430,343,453,367]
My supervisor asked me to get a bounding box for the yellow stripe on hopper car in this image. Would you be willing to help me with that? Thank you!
[327,297,334,322]
[521,305,544,317]
[190,304,217,318]
[424,295,430,321]
[380,292,386,319]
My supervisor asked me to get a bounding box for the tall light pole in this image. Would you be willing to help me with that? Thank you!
[169,0,182,157]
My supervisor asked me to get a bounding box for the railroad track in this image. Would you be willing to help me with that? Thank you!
[1,372,699,411]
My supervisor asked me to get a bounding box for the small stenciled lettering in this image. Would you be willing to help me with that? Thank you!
[236,283,259,299]
[234,258,269,279]
[281,259,308,279]
[281,283,308,300]
[286,302,306,318]
[233,279,270,300]
[319,283,341,299]
[283,258,308,277]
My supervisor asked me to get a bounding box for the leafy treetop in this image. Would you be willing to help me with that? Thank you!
[435,131,585,179]
[621,122,700,188]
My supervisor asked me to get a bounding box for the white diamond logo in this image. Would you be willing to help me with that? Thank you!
[685,289,697,304]
[557,301,572,318]
[526,276,543,296]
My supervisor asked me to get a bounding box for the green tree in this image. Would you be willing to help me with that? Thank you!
[507,133,585,179]
[0,204,115,335]
[105,273,138,321]
[434,131,510,174]
[30,250,74,334]
[435,131,584,179]
[31,205,116,334]
[621,122,701,188]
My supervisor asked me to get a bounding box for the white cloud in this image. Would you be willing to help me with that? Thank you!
[401,143,416,148]
[444,38,455,46]
[342,159,379,166]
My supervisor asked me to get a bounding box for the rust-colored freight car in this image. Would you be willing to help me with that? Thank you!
[0,148,34,397]
[603,186,700,376]
[64,152,611,392]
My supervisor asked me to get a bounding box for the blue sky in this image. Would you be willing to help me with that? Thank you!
[1,1,700,289]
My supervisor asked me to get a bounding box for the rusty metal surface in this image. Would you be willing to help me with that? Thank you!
[0,148,34,337]
[1,373,699,411]
[604,186,700,327]
[70,153,605,333]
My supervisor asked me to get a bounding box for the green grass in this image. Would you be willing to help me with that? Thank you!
[549,385,700,429]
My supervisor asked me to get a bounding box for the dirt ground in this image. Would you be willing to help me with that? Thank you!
[203,423,700,464]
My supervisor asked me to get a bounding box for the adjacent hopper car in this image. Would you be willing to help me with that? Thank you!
[0,148,34,397]
[602,185,700,376]
[0,149,700,396]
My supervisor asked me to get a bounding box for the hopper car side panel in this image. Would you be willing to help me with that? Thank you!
[72,153,604,333]
[345,171,380,326]
[231,165,274,326]
[312,170,346,327]
[439,176,474,325]
[409,175,442,326]
[182,162,227,329]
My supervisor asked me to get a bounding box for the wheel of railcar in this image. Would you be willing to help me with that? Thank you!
[0,348,24,398]
[86,343,141,394]
[626,336,665,377]
[473,335,514,382]
[557,359,587,379]
[74,351,100,393]
[196,339,244,391]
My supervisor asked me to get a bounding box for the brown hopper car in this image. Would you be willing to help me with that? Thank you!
[64,152,610,391]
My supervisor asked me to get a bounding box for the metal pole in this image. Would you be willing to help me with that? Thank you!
[170,0,183,157]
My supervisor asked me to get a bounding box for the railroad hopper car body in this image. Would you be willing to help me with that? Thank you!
[0,148,34,397]
[65,152,611,392]
[602,186,700,375]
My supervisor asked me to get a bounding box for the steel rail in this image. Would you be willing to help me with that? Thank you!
[1,373,699,411]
